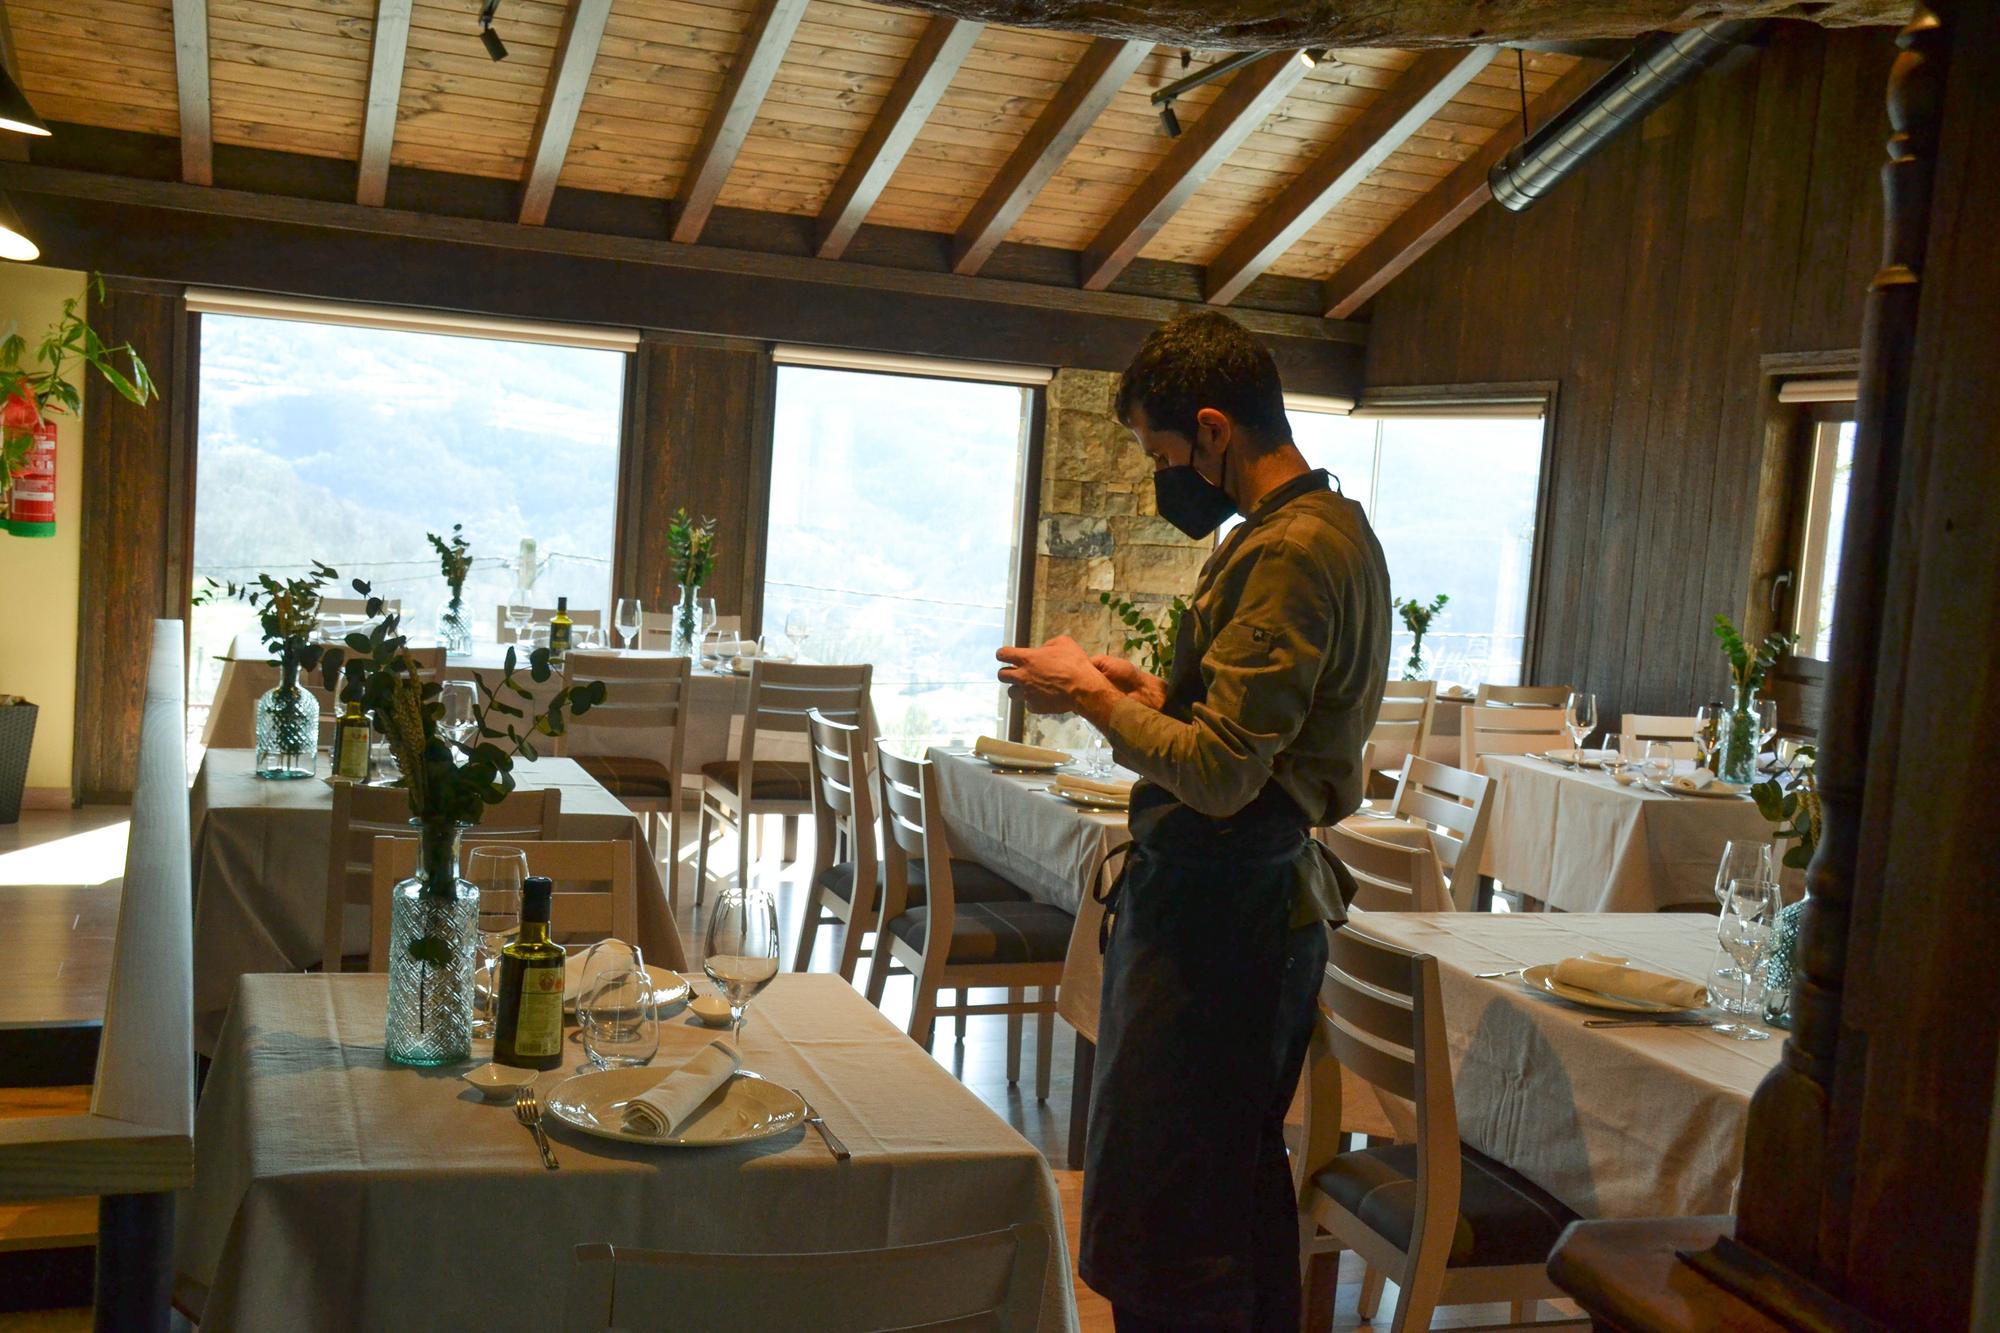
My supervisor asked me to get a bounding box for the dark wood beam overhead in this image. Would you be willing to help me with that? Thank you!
[518,0,614,226]
[1320,59,1604,318]
[168,0,212,186]
[355,0,413,208]
[1079,51,1310,292]
[1203,45,1498,305]
[671,0,811,245]
[814,17,985,260]
[951,37,1151,276]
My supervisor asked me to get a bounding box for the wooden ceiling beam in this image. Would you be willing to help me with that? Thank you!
[814,17,984,261]
[169,0,212,186]
[1321,59,1606,318]
[518,0,614,225]
[672,0,812,245]
[1203,45,1498,305]
[951,37,1151,277]
[1078,50,1310,292]
[355,0,413,208]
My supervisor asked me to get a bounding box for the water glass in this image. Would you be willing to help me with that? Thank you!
[703,888,780,1041]
[579,939,658,1069]
[440,680,478,748]
[1597,734,1627,776]
[1563,691,1597,756]
[467,845,528,1040]
[1711,877,1782,1041]
[614,598,642,651]
[1641,740,1675,787]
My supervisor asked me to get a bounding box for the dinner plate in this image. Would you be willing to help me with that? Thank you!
[560,957,691,1014]
[545,1067,806,1147]
[1542,748,1618,766]
[1520,963,1701,1015]
[1049,786,1130,810]
[981,753,1065,772]
[1665,781,1750,800]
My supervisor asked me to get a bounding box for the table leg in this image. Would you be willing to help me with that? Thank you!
[96,1191,173,1333]
[1066,1035,1095,1171]
[1302,1246,1340,1331]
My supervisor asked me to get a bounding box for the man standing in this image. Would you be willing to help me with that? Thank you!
[997,312,1389,1331]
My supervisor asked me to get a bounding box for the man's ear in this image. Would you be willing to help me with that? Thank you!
[1192,407,1233,475]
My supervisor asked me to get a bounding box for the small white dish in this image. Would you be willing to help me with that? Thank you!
[688,993,734,1027]
[461,1063,539,1102]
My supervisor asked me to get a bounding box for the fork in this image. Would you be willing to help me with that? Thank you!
[515,1087,559,1169]
[797,1095,851,1161]
[1583,1017,1730,1030]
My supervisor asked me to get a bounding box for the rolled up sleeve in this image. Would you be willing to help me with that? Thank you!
[1103,536,1334,817]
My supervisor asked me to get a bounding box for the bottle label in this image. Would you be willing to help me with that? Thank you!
[548,624,570,653]
[513,966,564,1057]
[335,720,371,781]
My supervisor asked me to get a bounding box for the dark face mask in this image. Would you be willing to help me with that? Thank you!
[1153,455,1237,540]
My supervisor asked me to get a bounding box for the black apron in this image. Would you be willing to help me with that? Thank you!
[1078,608,1335,1328]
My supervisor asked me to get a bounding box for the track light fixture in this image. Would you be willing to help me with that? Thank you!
[1298,48,1332,69]
[0,192,40,262]
[0,68,50,138]
[478,0,508,61]
[1158,100,1182,139]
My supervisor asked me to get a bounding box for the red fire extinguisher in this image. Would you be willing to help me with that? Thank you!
[4,418,56,538]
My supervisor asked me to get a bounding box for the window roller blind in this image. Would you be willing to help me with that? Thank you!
[184,289,640,353]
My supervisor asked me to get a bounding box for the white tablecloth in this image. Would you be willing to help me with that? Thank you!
[1482,755,1778,911]
[174,973,1078,1333]
[188,749,687,1054]
[1344,911,1779,1219]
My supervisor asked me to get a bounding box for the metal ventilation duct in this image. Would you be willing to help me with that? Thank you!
[1489,20,1762,212]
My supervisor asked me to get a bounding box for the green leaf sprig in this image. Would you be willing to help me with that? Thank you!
[1099,590,1188,678]
[426,524,473,600]
[1752,743,1821,870]
[194,561,344,681]
[1394,592,1449,680]
[0,272,156,478]
[667,507,717,589]
[1712,614,1797,696]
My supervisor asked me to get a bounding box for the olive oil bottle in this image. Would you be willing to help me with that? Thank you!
[330,662,371,783]
[492,875,565,1070]
[547,596,573,665]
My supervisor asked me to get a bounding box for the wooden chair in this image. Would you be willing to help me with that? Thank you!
[696,661,873,907]
[1459,704,1567,775]
[1764,653,1826,742]
[322,784,561,973]
[638,609,740,651]
[320,595,398,618]
[1368,680,1437,796]
[866,743,1070,1099]
[1333,757,1494,912]
[368,838,638,968]
[1297,928,1581,1332]
[492,605,603,641]
[558,651,692,905]
[560,1223,1048,1333]
[796,710,879,981]
[1622,713,1700,761]
[1322,825,1452,913]
[1474,683,1572,709]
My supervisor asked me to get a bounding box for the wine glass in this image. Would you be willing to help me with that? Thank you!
[505,590,533,645]
[784,608,813,661]
[1756,699,1779,759]
[1693,704,1723,771]
[1712,839,1775,908]
[703,888,780,1042]
[467,846,528,1041]
[1562,691,1596,760]
[701,597,718,651]
[1641,740,1675,788]
[578,939,658,1069]
[1711,878,1782,1041]
[439,680,478,748]
[614,598,642,651]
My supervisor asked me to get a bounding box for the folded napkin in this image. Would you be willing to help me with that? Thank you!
[1666,768,1716,793]
[1438,685,1473,700]
[619,1040,741,1137]
[1552,955,1707,1009]
[973,736,1070,766]
[1053,773,1134,802]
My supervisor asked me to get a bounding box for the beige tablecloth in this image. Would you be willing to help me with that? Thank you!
[188,749,687,1054]
[1345,911,1779,1219]
[1483,755,1778,911]
[175,973,1078,1333]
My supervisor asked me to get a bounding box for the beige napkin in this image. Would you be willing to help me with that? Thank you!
[1053,773,1133,803]
[1666,768,1716,793]
[620,1040,741,1137]
[1552,955,1707,1008]
[973,736,1070,766]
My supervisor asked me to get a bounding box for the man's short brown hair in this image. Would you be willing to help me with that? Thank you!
[1114,311,1292,453]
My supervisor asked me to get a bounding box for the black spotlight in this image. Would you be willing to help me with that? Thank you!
[1158,101,1182,139]
[1298,48,1332,69]
[479,0,508,61]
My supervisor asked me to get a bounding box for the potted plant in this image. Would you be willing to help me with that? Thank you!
[1099,590,1190,677]
[196,562,347,779]
[320,590,605,1066]
[666,507,717,657]
[1711,615,1797,784]
[428,524,474,653]
[1394,593,1449,681]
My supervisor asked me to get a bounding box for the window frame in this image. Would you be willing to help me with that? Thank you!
[1746,350,1862,661]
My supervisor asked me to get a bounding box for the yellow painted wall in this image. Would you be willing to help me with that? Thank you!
[0,263,86,796]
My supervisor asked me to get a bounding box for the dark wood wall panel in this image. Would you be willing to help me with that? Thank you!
[1364,23,1895,723]
[73,278,190,803]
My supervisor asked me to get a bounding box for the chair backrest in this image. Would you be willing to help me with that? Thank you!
[494,605,604,639]
[737,662,874,806]
[1621,713,1701,762]
[1298,929,1458,1257]
[1459,704,1566,774]
[559,651,691,777]
[560,1223,1049,1333]
[324,784,562,972]
[1766,654,1826,741]
[638,609,741,651]
[1322,824,1450,913]
[369,838,637,968]
[321,596,398,618]
[1387,756,1494,910]
[807,709,874,892]
[1474,683,1572,709]
[1369,680,1436,775]
[874,741,959,935]
[404,645,446,674]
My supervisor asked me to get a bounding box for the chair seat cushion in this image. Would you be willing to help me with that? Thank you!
[1311,1143,1578,1270]
[886,900,1073,966]
[700,760,812,802]
[816,859,1030,908]
[575,754,676,799]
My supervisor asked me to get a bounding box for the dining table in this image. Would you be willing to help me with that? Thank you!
[188,748,688,1055]
[1481,754,1780,911]
[174,972,1079,1333]
[1343,911,1782,1220]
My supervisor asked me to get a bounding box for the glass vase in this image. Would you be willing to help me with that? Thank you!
[253,660,319,780]
[436,595,474,655]
[1760,896,1809,1030]
[1717,685,1761,783]
[384,820,480,1067]
[671,582,707,657]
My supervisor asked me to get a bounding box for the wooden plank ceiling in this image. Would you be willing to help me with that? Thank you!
[5,0,1586,318]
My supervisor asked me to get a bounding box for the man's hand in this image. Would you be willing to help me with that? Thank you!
[996,636,1117,717]
[1090,655,1168,712]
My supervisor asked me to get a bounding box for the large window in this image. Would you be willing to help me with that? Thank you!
[190,312,626,713]
[761,364,1033,747]
[1284,406,1547,686]
[1792,418,1855,660]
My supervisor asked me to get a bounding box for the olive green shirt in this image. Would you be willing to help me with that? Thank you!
[1103,469,1390,922]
